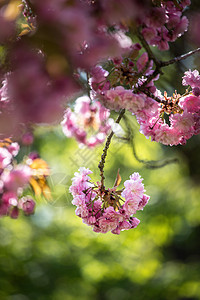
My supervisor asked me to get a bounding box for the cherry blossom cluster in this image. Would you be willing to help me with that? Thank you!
[136,69,200,145]
[92,60,200,146]
[70,168,149,234]
[136,86,200,146]
[90,45,156,102]
[0,140,51,219]
[141,0,190,50]
[61,96,111,147]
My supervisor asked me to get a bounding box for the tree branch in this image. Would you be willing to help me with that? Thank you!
[98,109,125,189]
[123,115,179,169]
[135,28,161,69]
[160,47,200,67]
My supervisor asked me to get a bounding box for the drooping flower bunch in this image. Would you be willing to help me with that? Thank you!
[70,168,149,234]
[61,96,112,147]
[0,139,51,219]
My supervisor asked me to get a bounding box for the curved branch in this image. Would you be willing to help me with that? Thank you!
[123,115,179,169]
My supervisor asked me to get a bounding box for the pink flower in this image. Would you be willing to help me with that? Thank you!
[10,207,19,219]
[172,16,188,40]
[105,86,127,111]
[142,27,157,44]
[137,53,148,73]
[138,194,150,210]
[22,133,34,146]
[0,192,18,217]
[90,66,110,92]
[121,172,145,202]
[146,7,167,28]
[179,95,200,113]
[129,217,140,228]
[18,197,35,215]
[170,112,194,136]
[7,142,20,157]
[125,93,145,113]
[0,148,12,169]
[61,96,111,147]
[182,70,200,88]
[98,206,125,233]
[104,87,145,113]
[154,124,180,146]
[2,165,31,192]
[69,167,94,197]
[70,168,149,234]
[75,202,89,218]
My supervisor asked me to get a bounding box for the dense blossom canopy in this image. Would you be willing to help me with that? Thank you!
[0,0,199,233]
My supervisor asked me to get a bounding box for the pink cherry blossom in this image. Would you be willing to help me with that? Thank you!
[61,96,111,147]
[0,148,12,169]
[2,165,31,192]
[70,168,149,234]
[179,95,200,113]
[18,197,36,215]
[122,172,145,202]
[182,70,200,88]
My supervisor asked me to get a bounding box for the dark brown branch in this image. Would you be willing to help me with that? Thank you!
[139,89,166,104]
[138,47,200,97]
[98,109,125,189]
[135,28,161,68]
[137,67,161,92]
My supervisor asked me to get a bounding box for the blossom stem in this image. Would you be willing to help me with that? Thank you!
[98,109,125,189]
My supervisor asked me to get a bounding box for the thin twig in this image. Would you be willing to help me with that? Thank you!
[131,139,179,169]
[161,47,200,67]
[123,115,179,169]
[98,109,125,189]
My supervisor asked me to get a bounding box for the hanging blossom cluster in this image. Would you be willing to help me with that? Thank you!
[0,140,51,219]
[69,168,149,234]
[61,96,112,147]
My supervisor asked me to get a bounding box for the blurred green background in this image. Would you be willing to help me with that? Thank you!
[0,117,200,300]
[1,1,200,299]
